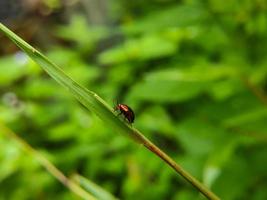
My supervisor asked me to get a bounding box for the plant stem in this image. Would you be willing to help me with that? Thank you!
[241,77,267,106]
[0,121,97,200]
[142,137,220,200]
[0,23,220,200]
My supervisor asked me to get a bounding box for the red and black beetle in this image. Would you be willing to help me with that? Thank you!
[114,103,135,124]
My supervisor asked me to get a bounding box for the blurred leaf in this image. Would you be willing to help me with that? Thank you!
[0,53,29,86]
[0,137,21,182]
[213,156,253,200]
[122,5,208,34]
[136,106,175,136]
[48,122,78,141]
[173,189,201,200]
[222,107,267,128]
[203,138,240,188]
[128,65,238,103]
[23,78,66,99]
[209,79,243,100]
[98,34,178,65]
[176,118,221,156]
[55,15,108,52]
[26,102,68,127]
[128,80,207,103]
[249,61,267,84]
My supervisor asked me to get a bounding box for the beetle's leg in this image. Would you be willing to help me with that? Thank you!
[117,111,123,116]
[124,114,132,125]
[123,116,129,124]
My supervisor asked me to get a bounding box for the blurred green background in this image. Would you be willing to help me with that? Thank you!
[1,0,267,199]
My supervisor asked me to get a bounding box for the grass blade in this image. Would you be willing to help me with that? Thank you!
[0,121,97,200]
[72,174,119,200]
[0,23,220,200]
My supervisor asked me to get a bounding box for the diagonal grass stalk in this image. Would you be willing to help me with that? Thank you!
[0,121,97,200]
[0,23,220,200]
[71,174,118,200]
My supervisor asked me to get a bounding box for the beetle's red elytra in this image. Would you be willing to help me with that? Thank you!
[114,103,135,124]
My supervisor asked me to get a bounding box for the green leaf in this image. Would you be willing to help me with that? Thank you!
[98,34,177,65]
[127,65,239,103]
[122,5,208,34]
[222,107,267,128]
[0,54,29,86]
[55,15,108,52]
[128,80,207,103]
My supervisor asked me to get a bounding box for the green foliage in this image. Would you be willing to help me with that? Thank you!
[1,0,267,199]
[0,22,217,199]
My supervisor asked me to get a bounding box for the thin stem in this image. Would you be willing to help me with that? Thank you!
[241,77,267,106]
[0,23,220,200]
[141,137,220,200]
[0,121,97,200]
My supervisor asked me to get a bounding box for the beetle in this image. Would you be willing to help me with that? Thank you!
[114,103,135,124]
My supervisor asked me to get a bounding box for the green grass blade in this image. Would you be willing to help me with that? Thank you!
[72,174,119,200]
[0,23,220,200]
[0,121,97,200]
[0,23,142,143]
